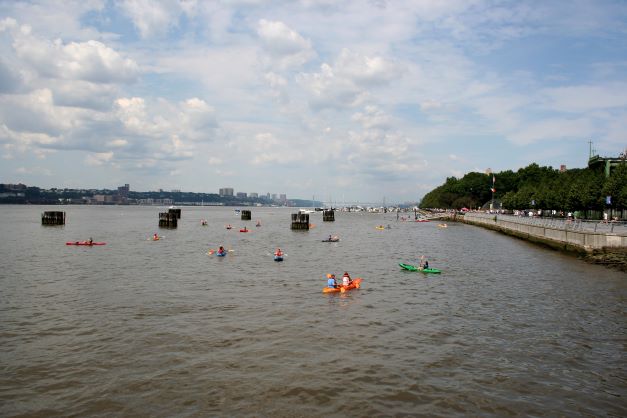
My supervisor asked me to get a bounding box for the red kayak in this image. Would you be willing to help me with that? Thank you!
[239,229,248,233]
[66,241,106,246]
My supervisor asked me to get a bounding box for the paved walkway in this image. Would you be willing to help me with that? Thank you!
[461,212,627,236]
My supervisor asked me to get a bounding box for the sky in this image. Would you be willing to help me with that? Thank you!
[0,0,626,203]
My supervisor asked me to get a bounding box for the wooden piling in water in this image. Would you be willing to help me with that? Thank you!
[241,210,251,220]
[159,212,178,228]
[168,208,181,219]
[41,211,65,225]
[291,213,309,230]
[323,210,335,222]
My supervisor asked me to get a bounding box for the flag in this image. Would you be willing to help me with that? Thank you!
[490,175,495,193]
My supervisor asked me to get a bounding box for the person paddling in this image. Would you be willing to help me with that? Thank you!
[275,248,283,257]
[419,256,429,270]
[153,233,158,240]
[327,273,338,289]
[217,246,225,255]
[342,272,352,286]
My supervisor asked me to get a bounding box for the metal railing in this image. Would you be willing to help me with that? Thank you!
[464,212,627,235]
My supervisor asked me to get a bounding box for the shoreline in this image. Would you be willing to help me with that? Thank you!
[454,213,627,273]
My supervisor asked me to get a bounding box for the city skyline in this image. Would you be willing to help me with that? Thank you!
[1,1,626,201]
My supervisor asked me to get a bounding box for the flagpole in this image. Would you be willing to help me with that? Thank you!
[490,175,495,211]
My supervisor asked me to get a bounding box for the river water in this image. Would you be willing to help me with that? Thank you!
[1,205,625,417]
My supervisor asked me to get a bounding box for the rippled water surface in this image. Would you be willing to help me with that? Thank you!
[1,205,625,417]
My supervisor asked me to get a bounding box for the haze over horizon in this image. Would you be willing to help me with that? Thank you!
[1,0,626,202]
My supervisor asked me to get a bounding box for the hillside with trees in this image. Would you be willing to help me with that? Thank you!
[419,162,627,218]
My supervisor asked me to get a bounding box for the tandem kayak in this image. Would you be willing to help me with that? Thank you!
[66,241,106,246]
[399,263,441,274]
[323,278,363,293]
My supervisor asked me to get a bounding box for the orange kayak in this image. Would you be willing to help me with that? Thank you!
[323,278,362,293]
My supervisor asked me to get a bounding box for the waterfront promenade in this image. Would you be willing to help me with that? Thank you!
[461,212,627,251]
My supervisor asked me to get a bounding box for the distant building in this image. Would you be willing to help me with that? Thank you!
[279,194,287,202]
[138,198,173,205]
[115,184,129,204]
[219,187,234,197]
[560,164,567,172]
[271,193,278,201]
[93,194,116,204]
[249,192,258,198]
[236,192,247,198]
[485,168,492,175]
[171,189,181,193]
[117,183,129,198]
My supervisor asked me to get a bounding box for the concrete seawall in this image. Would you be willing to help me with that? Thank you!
[461,213,627,252]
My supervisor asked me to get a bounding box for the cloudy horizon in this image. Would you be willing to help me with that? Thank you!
[1,0,626,203]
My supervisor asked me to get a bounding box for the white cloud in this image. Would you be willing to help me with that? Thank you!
[297,48,400,110]
[85,151,113,166]
[298,63,366,110]
[16,166,52,175]
[257,19,316,69]
[0,89,73,138]
[334,48,401,86]
[507,118,595,145]
[542,83,627,113]
[257,19,312,56]
[0,17,19,32]
[264,72,289,103]
[352,105,391,130]
[14,35,139,83]
[108,138,128,147]
[118,0,183,39]
[159,135,194,159]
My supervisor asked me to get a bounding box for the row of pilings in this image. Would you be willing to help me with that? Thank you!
[41,208,336,229]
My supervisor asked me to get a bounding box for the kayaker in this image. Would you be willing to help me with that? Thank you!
[419,258,429,270]
[153,233,158,240]
[275,248,283,257]
[327,273,338,289]
[88,237,93,245]
[342,272,352,286]
[218,246,225,255]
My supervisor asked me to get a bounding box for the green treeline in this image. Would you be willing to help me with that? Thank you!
[420,162,627,213]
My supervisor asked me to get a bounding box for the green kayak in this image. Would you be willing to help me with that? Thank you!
[399,263,441,274]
